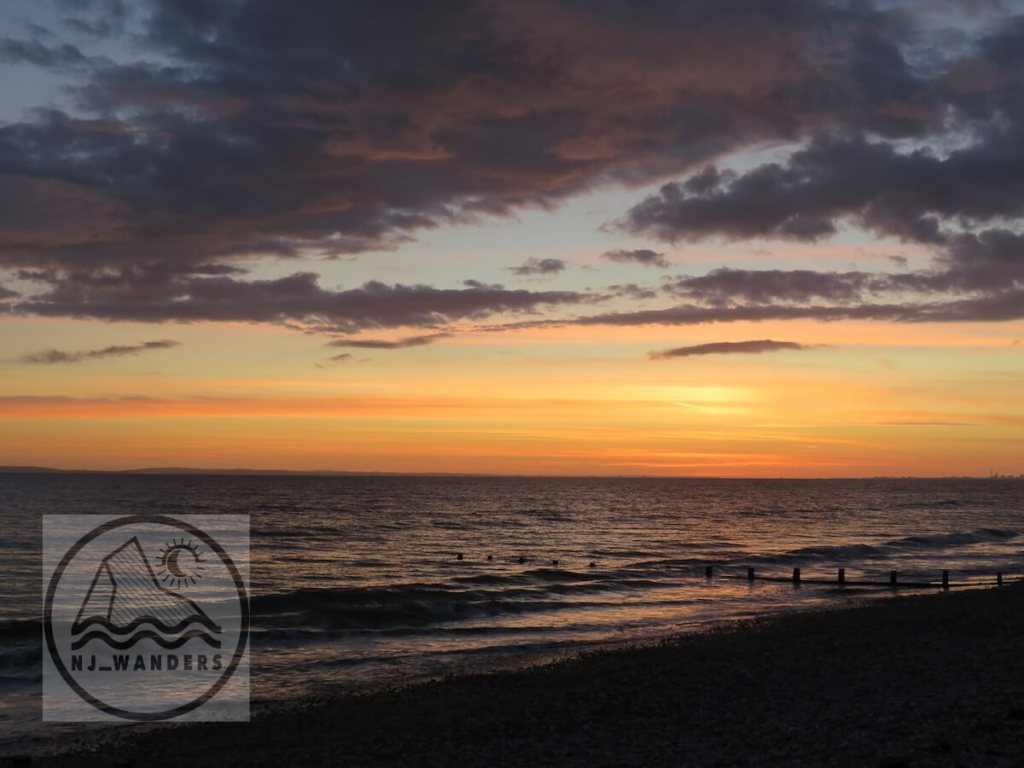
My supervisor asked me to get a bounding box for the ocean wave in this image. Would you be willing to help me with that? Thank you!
[250,581,680,631]
[752,528,1020,564]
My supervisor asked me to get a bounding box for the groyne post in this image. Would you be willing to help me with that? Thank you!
[942,570,949,589]
[889,570,898,586]
[838,568,845,585]
[792,567,801,584]
[705,565,713,578]
[747,567,755,582]
[997,572,1003,586]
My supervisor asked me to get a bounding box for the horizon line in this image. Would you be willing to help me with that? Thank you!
[0,465,1018,481]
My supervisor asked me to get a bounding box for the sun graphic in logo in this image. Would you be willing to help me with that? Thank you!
[156,539,206,589]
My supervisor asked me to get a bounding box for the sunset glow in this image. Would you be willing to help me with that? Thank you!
[1,0,1022,477]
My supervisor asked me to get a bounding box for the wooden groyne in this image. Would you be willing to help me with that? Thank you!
[705,565,1012,589]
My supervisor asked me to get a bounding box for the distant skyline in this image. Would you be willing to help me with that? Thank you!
[1,0,1022,477]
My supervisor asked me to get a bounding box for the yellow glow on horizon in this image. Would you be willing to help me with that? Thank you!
[1,315,1021,477]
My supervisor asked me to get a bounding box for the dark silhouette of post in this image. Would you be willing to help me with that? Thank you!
[456,553,463,561]
[747,567,755,581]
[889,569,898,586]
[942,570,949,589]
[837,568,845,585]
[792,567,801,584]
[997,572,1003,586]
[705,565,713,578]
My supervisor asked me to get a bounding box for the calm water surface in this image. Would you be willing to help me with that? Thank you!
[1,474,1022,750]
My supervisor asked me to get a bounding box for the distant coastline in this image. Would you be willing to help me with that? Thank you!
[0,465,1019,480]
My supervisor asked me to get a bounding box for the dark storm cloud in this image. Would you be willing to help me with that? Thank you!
[15,339,180,365]
[0,284,18,300]
[0,0,952,276]
[601,249,670,269]
[326,333,451,350]
[618,130,1024,247]
[11,272,593,333]
[0,0,1021,331]
[509,258,567,276]
[649,340,809,359]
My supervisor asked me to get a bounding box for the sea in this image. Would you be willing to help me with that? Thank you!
[1,474,1022,751]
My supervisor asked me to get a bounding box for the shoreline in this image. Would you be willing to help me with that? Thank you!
[14,583,1024,767]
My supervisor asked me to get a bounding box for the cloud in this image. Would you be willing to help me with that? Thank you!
[617,127,1024,249]
[0,0,954,280]
[61,0,130,39]
[12,271,593,332]
[0,283,18,300]
[608,283,658,300]
[0,38,97,72]
[601,249,670,269]
[15,339,181,365]
[486,287,1024,331]
[326,333,450,350]
[649,339,809,359]
[0,0,1020,336]
[509,258,566,276]
[665,268,876,304]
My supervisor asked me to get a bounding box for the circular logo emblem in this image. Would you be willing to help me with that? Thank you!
[44,515,249,721]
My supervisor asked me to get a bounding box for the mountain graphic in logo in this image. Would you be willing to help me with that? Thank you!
[71,537,221,651]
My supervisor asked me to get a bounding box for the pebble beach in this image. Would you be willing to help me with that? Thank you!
[14,582,1024,767]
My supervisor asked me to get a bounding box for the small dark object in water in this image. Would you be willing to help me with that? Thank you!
[588,561,596,568]
[747,567,755,581]
[792,567,801,584]
[838,568,845,585]
[890,569,898,586]
[487,555,493,561]
[551,559,559,566]
[705,565,713,578]
[518,556,526,564]
[456,553,463,561]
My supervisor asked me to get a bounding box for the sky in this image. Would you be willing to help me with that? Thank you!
[0,0,1022,477]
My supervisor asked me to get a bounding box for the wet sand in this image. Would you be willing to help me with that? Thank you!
[14,583,1024,767]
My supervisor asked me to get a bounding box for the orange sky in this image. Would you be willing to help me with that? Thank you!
[2,316,1021,477]
[2,0,1024,477]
